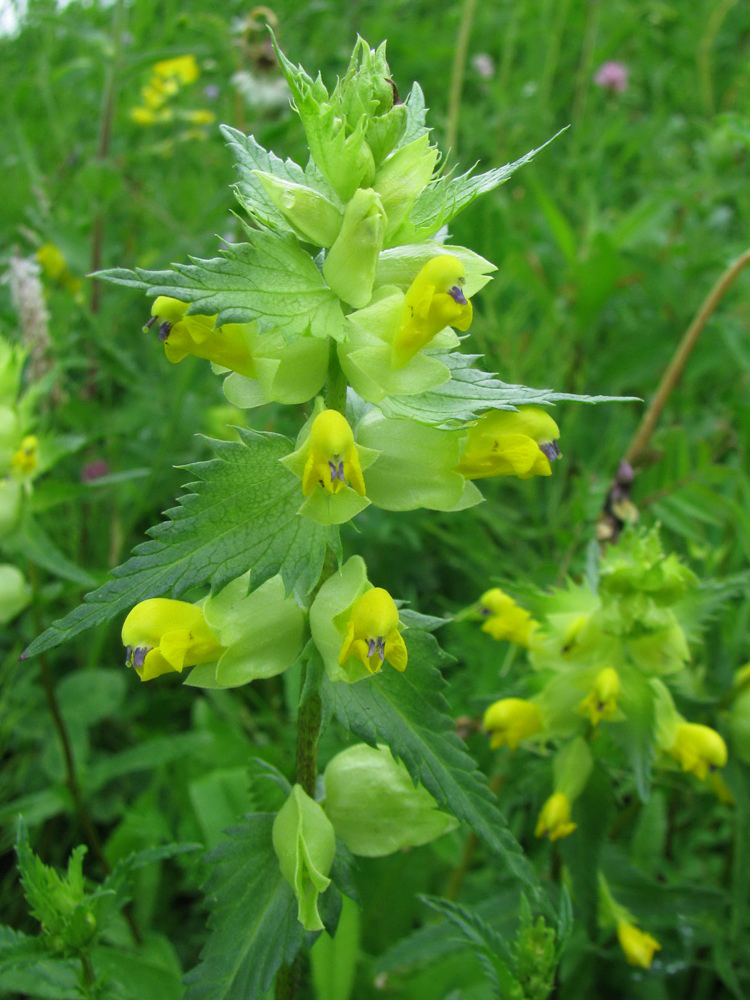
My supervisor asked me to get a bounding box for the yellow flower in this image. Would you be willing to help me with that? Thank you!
[578,667,621,725]
[483,698,542,750]
[457,407,561,480]
[130,106,175,125]
[534,792,576,841]
[616,921,661,969]
[181,109,217,126]
[392,255,473,367]
[338,587,407,674]
[11,436,38,477]
[477,588,538,647]
[302,410,366,498]
[122,598,224,682]
[146,297,256,377]
[152,55,200,86]
[668,722,727,781]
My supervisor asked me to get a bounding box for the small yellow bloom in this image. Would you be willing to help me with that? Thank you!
[477,588,538,647]
[392,255,473,367]
[147,297,256,377]
[458,406,561,480]
[302,410,366,498]
[122,598,224,682]
[483,698,542,750]
[535,792,576,841]
[181,109,217,126]
[338,587,407,674]
[617,921,661,969]
[130,105,175,125]
[668,722,727,781]
[578,667,621,725]
[152,55,200,86]
[11,436,38,477]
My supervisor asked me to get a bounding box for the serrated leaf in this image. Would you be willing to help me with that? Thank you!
[22,432,335,660]
[96,231,344,338]
[0,926,47,974]
[378,351,638,427]
[399,82,430,147]
[323,631,540,895]
[409,129,568,238]
[183,814,303,1000]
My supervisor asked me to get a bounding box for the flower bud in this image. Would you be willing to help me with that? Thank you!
[0,564,30,624]
[483,698,542,750]
[477,588,538,647]
[323,188,386,308]
[374,136,438,243]
[534,792,576,842]
[616,921,661,969]
[578,667,621,725]
[667,722,727,781]
[323,744,457,856]
[0,478,22,540]
[272,784,336,932]
[253,172,343,247]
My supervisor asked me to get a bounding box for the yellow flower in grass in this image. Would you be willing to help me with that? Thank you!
[534,792,576,842]
[338,587,407,675]
[668,722,727,781]
[617,921,661,969]
[146,297,256,377]
[458,407,561,480]
[483,698,542,750]
[153,55,200,86]
[477,588,538,647]
[392,255,473,367]
[122,598,224,682]
[302,409,366,498]
[578,667,621,726]
[11,436,38,477]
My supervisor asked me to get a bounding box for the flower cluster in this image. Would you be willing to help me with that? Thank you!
[130,54,216,132]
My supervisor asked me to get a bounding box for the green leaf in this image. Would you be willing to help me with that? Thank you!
[96,230,345,339]
[409,129,568,238]
[400,82,430,147]
[310,894,360,1000]
[183,814,303,1000]
[22,431,335,660]
[5,512,97,588]
[0,926,47,975]
[323,631,541,896]
[377,351,637,427]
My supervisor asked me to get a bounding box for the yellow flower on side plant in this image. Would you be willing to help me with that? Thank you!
[535,792,576,841]
[458,406,561,480]
[11,436,39,477]
[146,297,256,377]
[483,698,542,750]
[578,666,621,726]
[668,722,727,781]
[122,598,224,682]
[338,587,407,674]
[477,588,538,647]
[617,921,661,969]
[392,255,473,367]
[302,409,366,497]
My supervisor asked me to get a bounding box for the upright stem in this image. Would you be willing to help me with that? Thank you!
[445,0,477,160]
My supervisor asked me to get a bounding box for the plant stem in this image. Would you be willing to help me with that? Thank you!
[445,0,478,160]
[624,247,750,468]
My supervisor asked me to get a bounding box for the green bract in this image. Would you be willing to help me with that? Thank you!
[323,743,458,856]
[272,784,336,932]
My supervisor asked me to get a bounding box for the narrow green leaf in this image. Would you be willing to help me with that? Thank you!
[378,351,638,427]
[22,431,335,660]
[183,814,303,1000]
[324,631,540,895]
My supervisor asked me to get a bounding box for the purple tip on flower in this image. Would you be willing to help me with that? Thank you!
[158,321,172,342]
[132,646,151,668]
[81,459,110,482]
[593,61,628,93]
[124,645,133,665]
[144,315,158,330]
[539,440,561,462]
[448,285,468,305]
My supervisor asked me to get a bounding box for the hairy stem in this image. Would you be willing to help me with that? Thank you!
[445,0,478,159]
[624,247,750,468]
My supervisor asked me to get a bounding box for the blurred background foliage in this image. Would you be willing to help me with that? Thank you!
[2,0,750,997]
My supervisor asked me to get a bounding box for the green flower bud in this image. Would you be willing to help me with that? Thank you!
[0,564,30,624]
[553,737,593,802]
[323,744,458,856]
[0,478,22,540]
[323,188,386,308]
[374,136,439,245]
[272,784,336,932]
[253,171,343,247]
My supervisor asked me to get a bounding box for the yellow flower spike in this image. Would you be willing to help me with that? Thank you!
[121,598,224,682]
[146,297,256,378]
[616,921,661,969]
[477,588,538,648]
[534,792,577,841]
[338,587,407,674]
[483,698,542,750]
[668,722,727,781]
[301,410,366,498]
[391,255,473,368]
[11,436,39,477]
[578,666,621,726]
[458,406,561,480]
